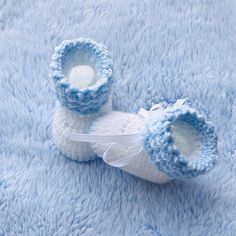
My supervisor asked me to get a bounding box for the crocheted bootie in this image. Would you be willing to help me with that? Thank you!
[72,100,218,183]
[50,38,113,161]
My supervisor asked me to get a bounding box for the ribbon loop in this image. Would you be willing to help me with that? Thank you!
[174,98,186,107]
[138,98,187,119]
[103,142,143,167]
[71,133,141,143]
[70,132,143,167]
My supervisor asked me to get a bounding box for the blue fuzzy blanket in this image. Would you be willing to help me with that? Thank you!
[0,1,236,235]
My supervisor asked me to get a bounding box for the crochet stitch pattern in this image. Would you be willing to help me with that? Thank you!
[50,38,113,114]
[143,106,218,179]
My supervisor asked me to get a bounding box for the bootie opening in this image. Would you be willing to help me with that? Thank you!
[67,65,95,89]
[62,43,101,89]
[50,38,113,114]
[172,119,203,160]
[143,107,218,179]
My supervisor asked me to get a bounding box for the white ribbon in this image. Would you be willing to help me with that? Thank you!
[70,133,141,144]
[70,99,187,168]
[138,103,163,119]
[70,133,143,167]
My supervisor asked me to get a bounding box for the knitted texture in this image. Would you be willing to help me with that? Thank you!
[52,99,112,161]
[50,38,113,114]
[1,1,236,235]
[143,106,218,179]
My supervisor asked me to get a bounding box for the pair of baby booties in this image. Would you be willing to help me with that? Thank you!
[50,38,218,184]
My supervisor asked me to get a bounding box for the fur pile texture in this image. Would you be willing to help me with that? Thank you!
[0,0,236,235]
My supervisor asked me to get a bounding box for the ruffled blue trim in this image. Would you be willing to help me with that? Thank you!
[50,38,113,114]
[143,106,218,179]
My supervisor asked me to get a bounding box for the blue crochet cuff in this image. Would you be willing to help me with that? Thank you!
[143,106,218,179]
[50,38,113,114]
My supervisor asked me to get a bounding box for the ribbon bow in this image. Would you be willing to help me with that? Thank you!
[70,99,186,167]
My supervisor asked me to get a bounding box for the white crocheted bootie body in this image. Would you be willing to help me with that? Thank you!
[72,100,218,183]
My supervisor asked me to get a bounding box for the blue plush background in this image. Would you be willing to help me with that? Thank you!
[0,0,236,235]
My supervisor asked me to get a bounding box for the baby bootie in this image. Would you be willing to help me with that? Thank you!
[72,99,218,183]
[50,38,113,161]
[50,39,218,184]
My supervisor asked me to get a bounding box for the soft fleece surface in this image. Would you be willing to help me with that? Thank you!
[0,0,236,235]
